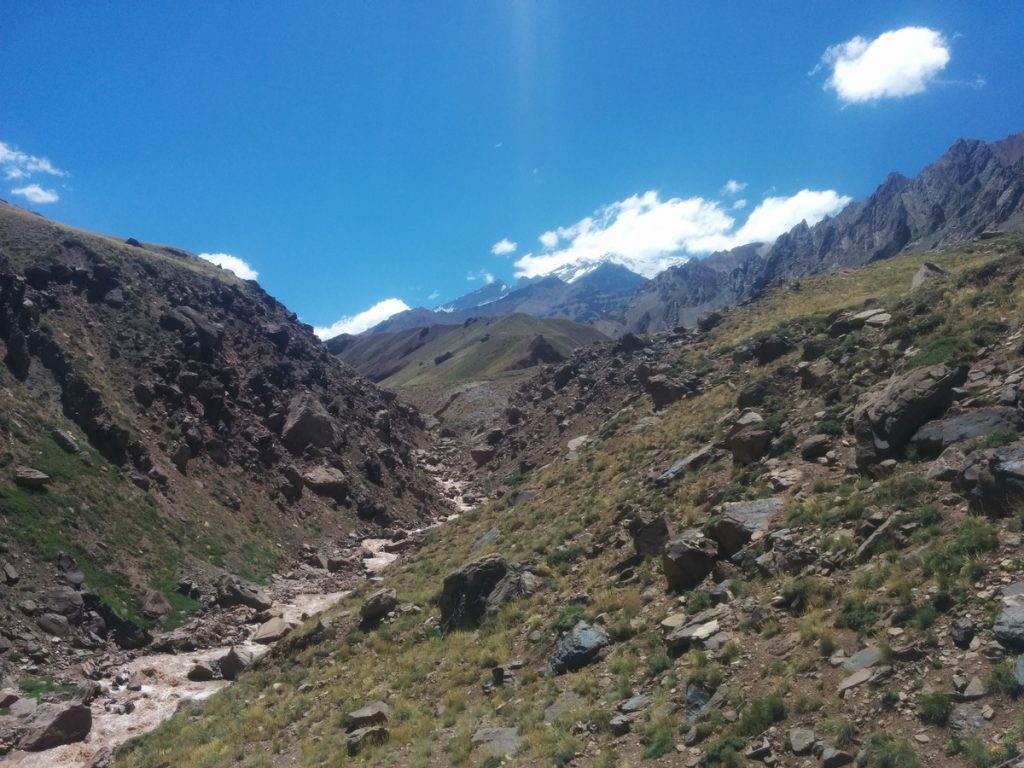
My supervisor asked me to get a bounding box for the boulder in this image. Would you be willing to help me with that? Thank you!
[301,466,349,501]
[788,727,815,755]
[993,606,1024,651]
[800,434,831,460]
[853,363,968,467]
[628,514,670,557]
[438,554,535,632]
[2,561,20,585]
[37,612,71,637]
[643,374,695,408]
[911,261,947,290]
[40,585,84,618]
[218,646,255,680]
[549,621,611,674]
[912,407,1021,457]
[360,588,399,623]
[187,662,215,682]
[653,444,716,486]
[470,445,496,466]
[14,466,51,489]
[215,577,272,611]
[17,702,92,751]
[955,439,1024,514]
[711,497,784,557]
[252,617,291,644]
[749,334,794,364]
[142,590,172,620]
[346,725,389,756]
[662,534,718,591]
[727,429,772,464]
[50,429,79,453]
[345,701,390,730]
[281,393,337,450]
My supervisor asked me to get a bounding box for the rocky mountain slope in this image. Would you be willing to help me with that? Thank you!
[599,131,1024,336]
[0,200,458,739]
[367,263,648,334]
[112,231,1024,767]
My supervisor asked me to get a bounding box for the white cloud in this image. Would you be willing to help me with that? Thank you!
[197,252,259,281]
[428,289,441,300]
[491,238,517,255]
[539,230,559,249]
[723,179,747,195]
[514,188,851,280]
[466,269,496,284]
[820,27,950,103]
[1,141,67,180]
[11,184,59,204]
[314,298,411,338]
[732,199,748,210]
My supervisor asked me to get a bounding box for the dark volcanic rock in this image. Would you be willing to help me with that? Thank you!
[438,554,535,632]
[360,588,398,623]
[955,439,1024,514]
[17,702,92,751]
[662,534,718,591]
[993,606,1024,650]
[281,393,338,450]
[548,621,610,674]
[912,407,1021,457]
[711,498,784,557]
[216,577,272,611]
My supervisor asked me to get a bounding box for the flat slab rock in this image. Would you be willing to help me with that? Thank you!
[472,726,523,757]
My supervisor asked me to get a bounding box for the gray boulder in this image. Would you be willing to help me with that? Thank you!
[218,646,255,681]
[662,534,718,591]
[281,393,337,450]
[360,588,399,623]
[438,554,535,632]
[711,497,784,557]
[853,363,968,467]
[14,466,51,489]
[215,577,272,611]
[727,429,772,464]
[912,407,1020,457]
[17,702,92,751]
[911,261,947,290]
[346,725,389,756]
[994,606,1024,650]
[472,727,523,757]
[301,466,349,501]
[654,444,716,486]
[345,701,390,730]
[955,439,1024,514]
[549,621,611,674]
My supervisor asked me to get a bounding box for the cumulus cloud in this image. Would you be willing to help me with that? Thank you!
[819,27,950,103]
[514,188,851,280]
[197,252,259,281]
[491,238,517,255]
[723,179,747,195]
[314,298,411,339]
[732,199,748,210]
[12,184,59,204]
[466,269,496,284]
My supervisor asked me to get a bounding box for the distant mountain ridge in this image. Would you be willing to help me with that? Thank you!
[598,130,1024,335]
[364,262,647,334]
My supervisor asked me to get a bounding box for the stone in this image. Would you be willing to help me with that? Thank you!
[960,676,986,700]
[950,704,989,733]
[438,554,535,632]
[346,725,389,756]
[609,714,631,735]
[470,444,496,466]
[749,334,795,365]
[853,363,968,468]
[820,747,854,767]
[800,434,831,461]
[215,577,272,611]
[51,429,79,453]
[2,561,19,585]
[662,534,718,591]
[0,688,19,707]
[567,435,590,452]
[281,393,337,450]
[619,695,649,714]
[252,617,291,644]
[17,702,92,751]
[951,619,975,649]
[345,701,390,730]
[994,606,1024,650]
[654,445,717,486]
[37,612,71,637]
[549,621,611,674]
[1014,656,1024,688]
[301,466,349,500]
[40,585,84,617]
[665,619,721,655]
[837,668,872,693]
[929,445,967,481]
[854,516,896,564]
[843,646,883,672]
[629,514,670,557]
[218,646,255,681]
[14,466,51,489]
[727,429,772,464]
[142,590,172,620]
[956,439,1024,514]
[711,498,784,557]
[912,407,1021,457]
[472,727,523,757]
[644,374,695,408]
[789,727,815,755]
[186,662,215,682]
[360,588,398,623]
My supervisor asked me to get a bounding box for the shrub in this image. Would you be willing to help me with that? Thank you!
[822,716,856,748]
[643,723,675,759]
[781,576,833,614]
[988,660,1023,698]
[918,692,952,725]
[700,736,745,767]
[863,734,921,767]
[737,696,786,737]
[908,334,972,368]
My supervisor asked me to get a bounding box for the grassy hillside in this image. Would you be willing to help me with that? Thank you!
[336,313,607,388]
[116,232,1024,767]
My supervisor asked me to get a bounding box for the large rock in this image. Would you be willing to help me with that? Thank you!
[472,727,523,757]
[993,606,1024,651]
[345,701,390,730]
[711,497,784,557]
[912,407,1021,457]
[301,466,349,501]
[662,534,718,591]
[14,466,51,489]
[911,261,947,290]
[346,725,389,756]
[549,621,611,674]
[215,577,272,610]
[643,374,696,408]
[142,590,172,620]
[17,703,92,751]
[727,429,772,464]
[955,439,1024,514]
[40,585,84,618]
[281,393,337,450]
[853,363,968,467]
[438,554,535,632]
[218,646,255,680]
[360,588,398,623]
[252,617,291,644]
[629,513,670,557]
[653,444,716,486]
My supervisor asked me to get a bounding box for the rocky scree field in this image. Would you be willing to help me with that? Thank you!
[113,231,1024,767]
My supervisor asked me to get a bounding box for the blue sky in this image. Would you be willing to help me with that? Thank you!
[2,2,1023,335]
